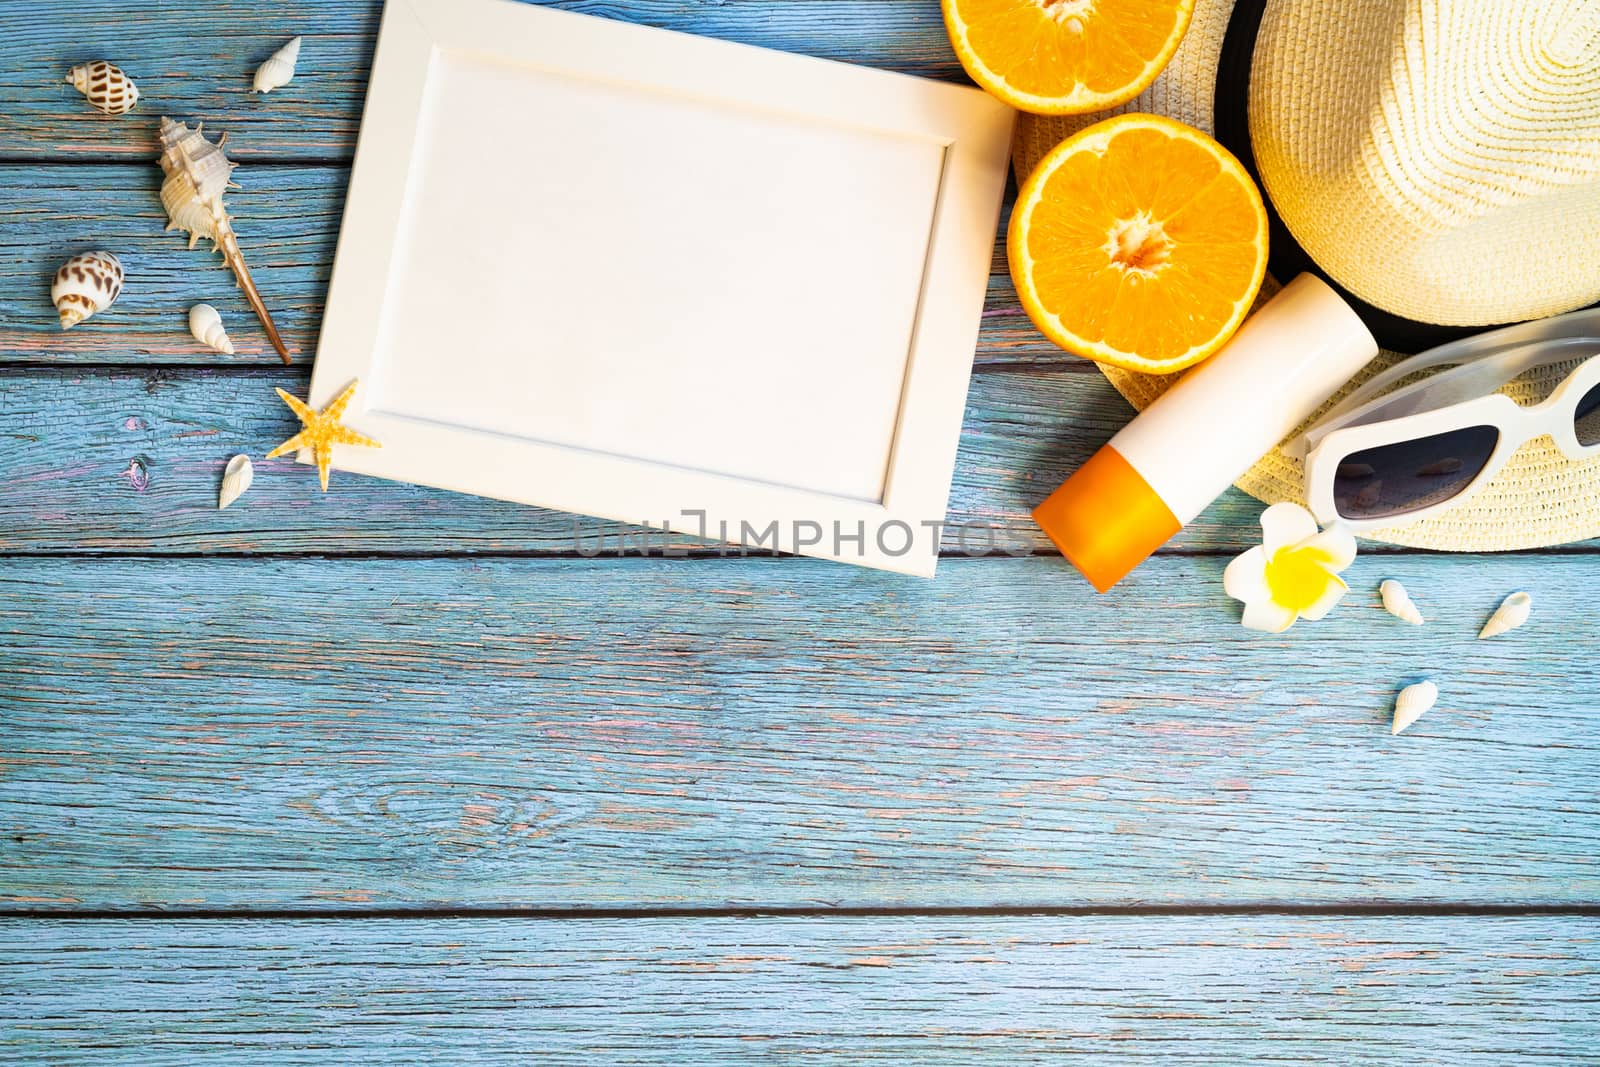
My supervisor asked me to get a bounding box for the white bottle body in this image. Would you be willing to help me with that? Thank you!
[1109,273,1378,523]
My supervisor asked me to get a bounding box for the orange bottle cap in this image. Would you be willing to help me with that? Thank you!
[1032,445,1181,593]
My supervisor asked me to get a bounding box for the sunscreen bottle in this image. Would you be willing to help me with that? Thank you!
[1032,274,1378,592]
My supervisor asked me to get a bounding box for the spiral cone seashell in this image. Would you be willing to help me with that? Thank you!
[66,61,139,115]
[1379,579,1424,625]
[1478,591,1532,640]
[188,303,235,354]
[1391,680,1438,735]
[253,37,302,93]
[157,118,290,363]
[51,251,124,329]
[218,454,253,510]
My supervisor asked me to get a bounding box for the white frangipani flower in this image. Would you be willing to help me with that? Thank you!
[1223,502,1357,633]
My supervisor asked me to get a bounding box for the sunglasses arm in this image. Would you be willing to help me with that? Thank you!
[1292,311,1600,458]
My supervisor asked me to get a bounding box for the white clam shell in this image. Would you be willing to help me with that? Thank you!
[188,303,236,354]
[66,60,139,115]
[51,251,124,329]
[1379,579,1424,625]
[219,454,254,510]
[253,36,302,93]
[1392,680,1439,735]
[1478,591,1532,640]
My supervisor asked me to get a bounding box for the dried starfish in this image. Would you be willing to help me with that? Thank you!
[266,379,380,491]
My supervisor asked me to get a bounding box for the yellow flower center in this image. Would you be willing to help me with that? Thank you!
[1263,544,1342,613]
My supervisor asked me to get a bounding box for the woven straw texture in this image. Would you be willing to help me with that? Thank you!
[1250,0,1600,326]
[1011,0,1600,551]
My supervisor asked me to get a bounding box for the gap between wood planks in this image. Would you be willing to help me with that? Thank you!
[0,154,355,167]
[5,903,1600,920]
[9,908,1600,921]
[8,546,1600,560]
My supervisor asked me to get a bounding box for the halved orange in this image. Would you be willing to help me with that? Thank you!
[1008,113,1269,374]
[942,0,1195,114]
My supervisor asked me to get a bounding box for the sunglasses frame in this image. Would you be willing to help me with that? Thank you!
[1306,350,1600,529]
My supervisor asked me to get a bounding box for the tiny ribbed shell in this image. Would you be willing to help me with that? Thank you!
[1478,591,1532,640]
[253,36,302,93]
[189,303,235,354]
[1379,579,1424,625]
[1391,680,1439,736]
[51,251,124,329]
[66,61,139,115]
[219,454,254,510]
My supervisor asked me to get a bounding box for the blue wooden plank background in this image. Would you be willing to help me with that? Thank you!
[4,917,1597,1064]
[3,554,1597,909]
[1,0,1596,1059]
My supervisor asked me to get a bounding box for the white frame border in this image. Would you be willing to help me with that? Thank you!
[308,0,1015,576]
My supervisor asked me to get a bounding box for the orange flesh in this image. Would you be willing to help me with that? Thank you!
[1011,117,1268,371]
[947,0,1192,110]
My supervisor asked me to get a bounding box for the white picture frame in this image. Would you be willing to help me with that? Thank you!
[308,0,1015,575]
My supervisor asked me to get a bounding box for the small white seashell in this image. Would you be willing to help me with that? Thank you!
[219,454,254,510]
[1392,680,1439,735]
[66,61,139,115]
[188,303,236,354]
[1478,591,1532,640]
[51,251,124,329]
[1379,579,1424,625]
[252,36,302,93]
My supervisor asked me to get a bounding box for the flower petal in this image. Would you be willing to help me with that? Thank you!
[1297,572,1349,621]
[1223,546,1270,604]
[1299,524,1357,572]
[1259,502,1319,552]
[1242,599,1298,633]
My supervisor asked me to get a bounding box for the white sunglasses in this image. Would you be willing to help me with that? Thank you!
[1299,308,1600,529]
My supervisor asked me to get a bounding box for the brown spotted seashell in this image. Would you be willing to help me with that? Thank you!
[66,61,140,115]
[51,251,124,329]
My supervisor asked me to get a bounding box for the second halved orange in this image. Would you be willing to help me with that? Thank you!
[1008,114,1270,374]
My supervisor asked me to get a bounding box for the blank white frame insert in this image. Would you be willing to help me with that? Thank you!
[309,0,1015,575]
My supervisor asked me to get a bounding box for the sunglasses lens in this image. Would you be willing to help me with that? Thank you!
[1333,425,1499,521]
[1576,382,1600,447]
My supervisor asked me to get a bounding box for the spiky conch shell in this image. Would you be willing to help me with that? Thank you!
[66,61,139,115]
[252,36,302,93]
[157,118,290,363]
[51,251,124,329]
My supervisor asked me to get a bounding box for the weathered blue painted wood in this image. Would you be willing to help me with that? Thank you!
[0,165,340,363]
[0,165,1060,365]
[4,365,1593,555]
[3,0,1592,1055]
[0,365,1306,556]
[0,1,969,162]
[3,916,1596,1063]
[2,555,1595,909]
[10,365,1589,557]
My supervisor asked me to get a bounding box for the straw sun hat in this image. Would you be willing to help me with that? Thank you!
[1014,0,1600,550]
